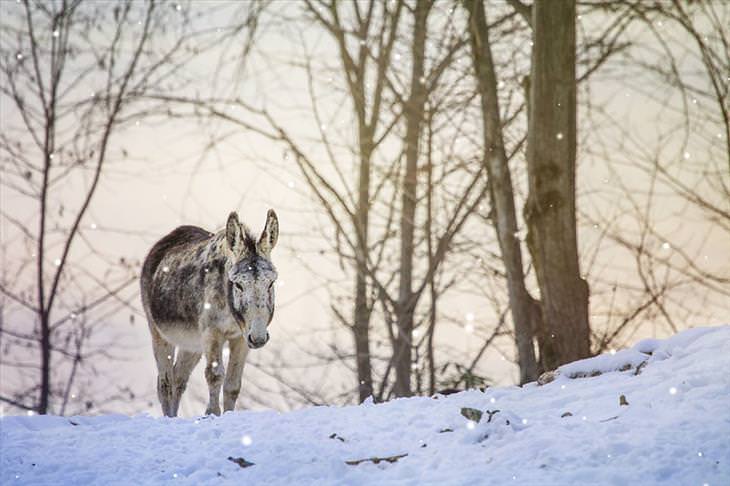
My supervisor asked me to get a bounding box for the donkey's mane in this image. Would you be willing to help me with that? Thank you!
[240,226,257,256]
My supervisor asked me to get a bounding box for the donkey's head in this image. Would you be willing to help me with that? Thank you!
[224,210,279,349]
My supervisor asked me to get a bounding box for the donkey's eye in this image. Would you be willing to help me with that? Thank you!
[234,282,243,291]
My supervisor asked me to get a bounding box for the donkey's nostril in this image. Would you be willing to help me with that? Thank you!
[247,333,266,349]
[265,332,270,343]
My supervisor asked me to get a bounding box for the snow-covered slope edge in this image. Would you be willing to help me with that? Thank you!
[2,326,729,486]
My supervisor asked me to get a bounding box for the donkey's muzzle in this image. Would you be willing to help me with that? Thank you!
[247,332,270,349]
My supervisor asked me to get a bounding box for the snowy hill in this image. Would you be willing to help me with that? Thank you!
[2,326,729,485]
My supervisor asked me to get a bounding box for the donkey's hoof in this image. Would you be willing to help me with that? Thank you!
[205,407,221,416]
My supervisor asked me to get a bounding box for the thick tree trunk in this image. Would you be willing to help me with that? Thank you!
[466,0,539,384]
[525,0,591,370]
[394,0,429,398]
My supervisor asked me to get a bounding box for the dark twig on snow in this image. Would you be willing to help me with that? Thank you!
[345,453,408,466]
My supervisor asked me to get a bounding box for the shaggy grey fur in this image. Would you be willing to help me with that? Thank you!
[141,210,278,416]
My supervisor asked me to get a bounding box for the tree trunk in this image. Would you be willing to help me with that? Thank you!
[354,135,373,402]
[39,312,51,414]
[394,0,430,398]
[426,115,437,396]
[466,0,539,384]
[525,0,590,370]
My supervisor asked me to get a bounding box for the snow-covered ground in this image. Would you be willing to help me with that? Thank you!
[2,326,729,485]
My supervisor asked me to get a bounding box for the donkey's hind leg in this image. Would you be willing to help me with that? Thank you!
[150,325,175,417]
[171,350,201,417]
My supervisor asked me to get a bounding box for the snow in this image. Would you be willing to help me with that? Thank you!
[2,325,729,485]
[555,325,720,379]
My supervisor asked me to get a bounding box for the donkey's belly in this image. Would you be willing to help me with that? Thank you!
[156,324,203,352]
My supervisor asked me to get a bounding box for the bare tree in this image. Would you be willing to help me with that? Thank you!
[0,0,250,414]
[392,0,432,398]
[464,0,540,383]
[301,0,404,402]
[576,0,729,351]
[523,0,591,369]
[170,0,492,400]
[169,0,727,406]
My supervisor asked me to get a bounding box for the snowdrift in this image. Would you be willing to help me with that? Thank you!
[2,326,729,485]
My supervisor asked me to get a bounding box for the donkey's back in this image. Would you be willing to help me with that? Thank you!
[140,225,213,330]
[141,225,211,285]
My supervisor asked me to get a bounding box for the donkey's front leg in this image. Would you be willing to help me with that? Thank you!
[223,337,249,412]
[202,329,225,416]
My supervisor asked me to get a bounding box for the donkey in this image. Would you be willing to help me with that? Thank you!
[140,210,278,417]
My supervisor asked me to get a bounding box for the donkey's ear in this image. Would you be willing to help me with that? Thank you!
[226,211,244,256]
[257,209,278,257]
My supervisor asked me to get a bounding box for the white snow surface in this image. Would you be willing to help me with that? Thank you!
[2,325,729,485]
